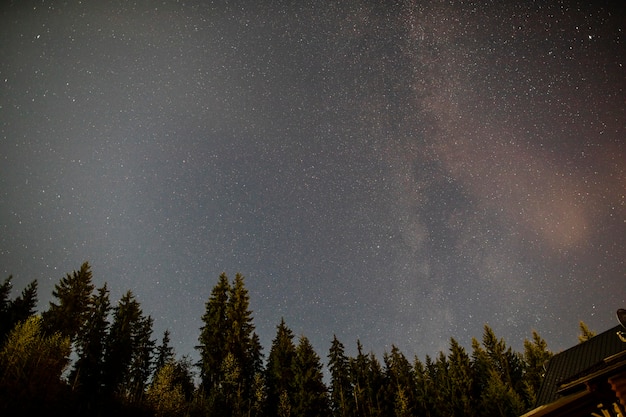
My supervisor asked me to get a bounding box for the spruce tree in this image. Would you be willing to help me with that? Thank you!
[266,318,297,417]
[227,273,261,403]
[522,331,552,408]
[0,276,13,343]
[155,329,175,374]
[292,335,330,417]
[71,283,111,396]
[42,261,94,339]
[384,346,415,417]
[102,290,142,397]
[577,321,596,343]
[328,335,353,417]
[8,280,38,328]
[127,314,155,402]
[197,272,231,396]
[448,338,474,417]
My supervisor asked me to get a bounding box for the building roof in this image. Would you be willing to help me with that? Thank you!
[535,325,626,407]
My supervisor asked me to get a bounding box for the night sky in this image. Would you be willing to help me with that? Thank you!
[1,0,625,364]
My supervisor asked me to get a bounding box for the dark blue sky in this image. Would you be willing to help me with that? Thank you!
[1,0,624,363]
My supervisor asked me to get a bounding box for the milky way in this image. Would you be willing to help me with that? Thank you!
[1,1,624,363]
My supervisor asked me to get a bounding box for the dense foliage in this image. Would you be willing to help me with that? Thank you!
[0,262,554,416]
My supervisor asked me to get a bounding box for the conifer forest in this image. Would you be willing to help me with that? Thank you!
[0,262,555,417]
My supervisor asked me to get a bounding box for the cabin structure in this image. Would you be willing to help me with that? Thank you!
[521,325,626,417]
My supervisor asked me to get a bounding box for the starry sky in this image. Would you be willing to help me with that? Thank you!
[1,0,625,363]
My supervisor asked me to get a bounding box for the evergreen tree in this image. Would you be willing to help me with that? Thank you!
[155,329,175,374]
[42,261,94,339]
[328,335,353,417]
[7,280,38,330]
[447,338,474,417]
[127,314,155,403]
[412,357,430,417]
[0,279,39,347]
[197,272,231,397]
[350,340,369,417]
[366,351,386,417]
[0,276,13,343]
[196,273,262,416]
[384,346,415,417]
[432,351,452,417]
[577,321,596,343]
[522,331,552,408]
[479,369,525,417]
[0,277,11,314]
[472,329,525,417]
[266,318,297,417]
[102,290,142,397]
[71,283,111,396]
[350,341,386,417]
[227,273,261,404]
[292,335,330,417]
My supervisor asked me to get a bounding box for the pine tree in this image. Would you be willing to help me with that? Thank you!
[522,331,552,408]
[447,338,474,417]
[328,335,353,417]
[197,273,231,396]
[0,276,13,343]
[0,276,11,314]
[42,261,94,339]
[7,280,38,329]
[71,283,111,396]
[350,341,386,417]
[266,318,296,417]
[292,335,330,417]
[102,290,142,397]
[577,321,596,343]
[350,340,369,417]
[155,329,175,374]
[384,346,415,417]
[0,279,39,346]
[227,273,261,404]
[127,314,155,402]
[412,357,430,417]
[472,328,525,417]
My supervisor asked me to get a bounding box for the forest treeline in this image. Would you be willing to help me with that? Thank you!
[0,262,555,417]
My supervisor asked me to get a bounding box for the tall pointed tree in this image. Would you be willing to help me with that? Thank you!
[328,335,353,417]
[102,290,142,397]
[384,345,415,417]
[0,276,14,343]
[71,283,111,396]
[292,335,330,417]
[127,314,155,403]
[522,330,552,407]
[227,273,261,403]
[42,261,94,339]
[155,329,175,374]
[7,280,38,328]
[448,338,474,417]
[197,273,231,396]
[266,318,297,417]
